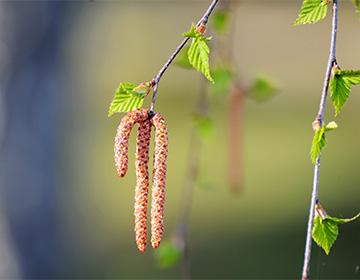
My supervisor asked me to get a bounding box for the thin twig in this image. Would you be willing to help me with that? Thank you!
[150,0,219,113]
[301,1,338,279]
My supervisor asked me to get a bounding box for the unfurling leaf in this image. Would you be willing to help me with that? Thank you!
[154,240,183,268]
[248,75,279,102]
[108,82,146,116]
[294,0,329,26]
[212,10,230,34]
[192,114,214,139]
[325,121,338,131]
[211,65,233,95]
[330,69,360,116]
[353,0,360,16]
[183,24,214,83]
[312,212,360,255]
[310,126,326,164]
[310,121,337,164]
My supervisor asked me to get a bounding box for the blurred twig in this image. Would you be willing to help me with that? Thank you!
[301,1,338,279]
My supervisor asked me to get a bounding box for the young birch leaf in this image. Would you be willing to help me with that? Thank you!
[183,24,214,83]
[330,70,360,116]
[312,215,338,255]
[294,0,328,26]
[187,37,214,83]
[108,82,145,116]
[312,213,360,255]
[325,121,338,131]
[310,126,326,164]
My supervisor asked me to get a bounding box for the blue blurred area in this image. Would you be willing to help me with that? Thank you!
[0,3,67,278]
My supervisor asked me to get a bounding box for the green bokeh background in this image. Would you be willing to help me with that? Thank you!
[57,1,360,278]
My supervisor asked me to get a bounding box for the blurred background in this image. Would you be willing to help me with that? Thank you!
[0,0,359,279]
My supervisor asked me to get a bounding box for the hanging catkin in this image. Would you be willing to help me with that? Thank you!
[114,109,149,177]
[134,119,152,252]
[150,113,168,249]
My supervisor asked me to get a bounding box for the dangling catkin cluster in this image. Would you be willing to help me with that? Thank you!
[114,109,168,252]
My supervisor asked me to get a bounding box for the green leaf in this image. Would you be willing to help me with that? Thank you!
[312,213,360,255]
[353,0,360,16]
[154,240,182,268]
[192,114,214,139]
[108,82,145,117]
[248,75,279,102]
[212,10,230,34]
[310,121,337,163]
[211,65,233,95]
[330,69,360,116]
[310,126,326,164]
[174,46,192,69]
[312,215,338,255]
[294,0,329,26]
[183,24,214,83]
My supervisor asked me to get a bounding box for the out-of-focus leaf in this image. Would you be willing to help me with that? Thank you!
[212,10,230,34]
[175,46,192,69]
[154,240,182,268]
[192,114,214,139]
[211,65,233,95]
[108,82,146,117]
[330,69,360,116]
[248,75,278,102]
[353,0,360,16]
[294,0,329,25]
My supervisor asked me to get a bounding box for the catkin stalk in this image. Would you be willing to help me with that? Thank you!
[150,113,168,249]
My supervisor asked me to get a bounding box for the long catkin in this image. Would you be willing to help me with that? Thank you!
[150,113,168,249]
[114,109,149,177]
[134,119,152,252]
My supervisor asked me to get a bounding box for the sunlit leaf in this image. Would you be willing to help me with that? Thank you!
[330,69,360,116]
[310,126,326,164]
[183,24,214,83]
[294,0,329,25]
[313,212,360,255]
[108,82,145,116]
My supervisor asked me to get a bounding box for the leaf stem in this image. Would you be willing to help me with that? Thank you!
[149,0,219,113]
[301,1,338,279]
